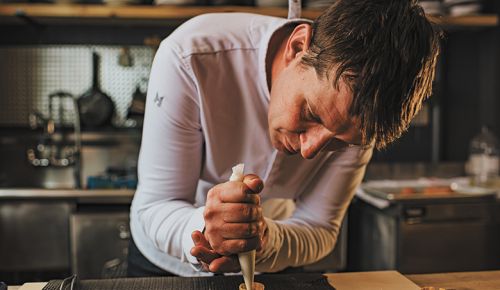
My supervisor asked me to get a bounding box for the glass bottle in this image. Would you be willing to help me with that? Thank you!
[466,126,499,186]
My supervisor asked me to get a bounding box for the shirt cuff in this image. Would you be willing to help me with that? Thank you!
[182,206,206,270]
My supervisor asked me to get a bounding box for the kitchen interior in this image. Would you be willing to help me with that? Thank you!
[0,0,499,289]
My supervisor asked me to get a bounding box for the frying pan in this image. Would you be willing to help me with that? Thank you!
[77,52,115,128]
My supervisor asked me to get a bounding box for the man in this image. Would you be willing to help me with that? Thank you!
[128,0,440,276]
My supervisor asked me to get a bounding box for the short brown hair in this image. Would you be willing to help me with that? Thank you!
[301,0,441,149]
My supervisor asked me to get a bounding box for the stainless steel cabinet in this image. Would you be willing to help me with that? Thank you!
[0,192,133,284]
[0,200,73,284]
[70,212,130,279]
[348,196,497,274]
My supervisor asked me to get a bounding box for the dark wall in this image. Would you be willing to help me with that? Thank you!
[0,25,176,45]
[373,24,500,163]
[441,28,499,161]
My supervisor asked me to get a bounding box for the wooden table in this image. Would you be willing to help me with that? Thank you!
[9,270,500,290]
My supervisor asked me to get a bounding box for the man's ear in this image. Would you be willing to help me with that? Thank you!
[284,24,312,65]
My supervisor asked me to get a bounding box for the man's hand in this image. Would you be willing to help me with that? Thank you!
[204,174,266,255]
[190,230,240,273]
[191,174,267,272]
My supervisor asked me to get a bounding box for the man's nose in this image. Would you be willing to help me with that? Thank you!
[299,129,331,159]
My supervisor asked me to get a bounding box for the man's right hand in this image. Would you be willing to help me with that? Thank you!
[202,174,265,257]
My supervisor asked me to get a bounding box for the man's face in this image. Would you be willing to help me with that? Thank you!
[268,59,362,159]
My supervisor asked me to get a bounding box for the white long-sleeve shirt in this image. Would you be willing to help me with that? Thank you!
[130,12,373,276]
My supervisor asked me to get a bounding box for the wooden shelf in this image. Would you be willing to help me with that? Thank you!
[0,3,498,26]
[428,14,498,27]
[0,3,497,27]
[0,3,321,23]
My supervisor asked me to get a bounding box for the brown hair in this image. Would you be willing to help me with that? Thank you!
[301,0,441,149]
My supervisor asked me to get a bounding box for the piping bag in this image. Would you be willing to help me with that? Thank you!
[229,163,255,290]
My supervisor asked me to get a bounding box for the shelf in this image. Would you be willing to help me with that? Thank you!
[0,3,497,27]
[0,3,322,25]
[428,14,498,27]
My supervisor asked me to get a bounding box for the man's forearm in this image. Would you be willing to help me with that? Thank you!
[255,216,340,272]
[133,198,204,262]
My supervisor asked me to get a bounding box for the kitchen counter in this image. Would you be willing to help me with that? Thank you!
[8,270,500,290]
[0,188,134,203]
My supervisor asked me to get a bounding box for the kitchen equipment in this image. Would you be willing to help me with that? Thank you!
[117,47,133,67]
[125,81,146,127]
[86,166,138,189]
[0,200,72,285]
[349,181,497,274]
[444,0,482,16]
[77,52,115,128]
[71,212,130,279]
[27,91,82,188]
[466,126,499,186]
[362,183,496,201]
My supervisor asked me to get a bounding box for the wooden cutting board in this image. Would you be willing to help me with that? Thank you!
[326,271,421,290]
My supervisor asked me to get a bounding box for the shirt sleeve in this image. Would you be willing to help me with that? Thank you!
[255,146,373,272]
[132,39,205,267]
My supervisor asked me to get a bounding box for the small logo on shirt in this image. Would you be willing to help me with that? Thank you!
[154,92,164,107]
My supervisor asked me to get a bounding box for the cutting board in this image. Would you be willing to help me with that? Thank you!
[326,271,421,290]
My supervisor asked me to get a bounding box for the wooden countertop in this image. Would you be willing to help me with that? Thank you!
[326,271,420,289]
[407,270,500,290]
[8,270,500,290]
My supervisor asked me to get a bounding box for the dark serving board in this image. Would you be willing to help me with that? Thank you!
[43,273,335,290]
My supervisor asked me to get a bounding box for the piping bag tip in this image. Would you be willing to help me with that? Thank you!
[239,250,256,290]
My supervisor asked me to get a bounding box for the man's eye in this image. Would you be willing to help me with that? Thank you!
[307,106,321,123]
[302,102,317,123]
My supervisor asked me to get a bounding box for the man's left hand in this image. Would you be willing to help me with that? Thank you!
[190,230,241,273]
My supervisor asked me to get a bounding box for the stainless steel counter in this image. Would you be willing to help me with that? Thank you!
[0,188,134,284]
[0,189,134,203]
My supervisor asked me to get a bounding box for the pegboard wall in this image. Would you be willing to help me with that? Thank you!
[0,45,154,126]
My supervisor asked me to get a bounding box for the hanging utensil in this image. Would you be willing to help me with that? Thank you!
[77,51,115,128]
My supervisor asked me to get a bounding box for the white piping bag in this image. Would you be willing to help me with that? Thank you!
[229,163,255,290]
